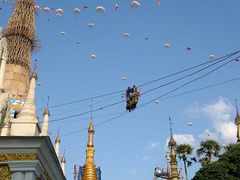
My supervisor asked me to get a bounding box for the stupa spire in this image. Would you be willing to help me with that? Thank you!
[40,96,50,136]
[55,129,61,158]
[168,118,179,180]
[82,120,98,180]
[61,150,66,176]
[3,0,36,97]
[10,61,40,136]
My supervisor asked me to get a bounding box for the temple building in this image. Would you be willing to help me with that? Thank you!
[0,0,65,179]
[78,120,102,180]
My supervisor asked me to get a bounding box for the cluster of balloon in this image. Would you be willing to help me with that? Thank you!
[91,54,97,59]
[122,76,127,81]
[88,23,95,28]
[124,32,130,38]
[131,0,140,9]
[96,6,106,13]
[208,54,215,60]
[163,43,171,48]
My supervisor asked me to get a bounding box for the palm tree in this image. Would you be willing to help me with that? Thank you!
[196,140,221,166]
[176,144,196,180]
[223,143,236,151]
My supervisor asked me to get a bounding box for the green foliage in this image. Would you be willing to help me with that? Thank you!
[196,140,221,166]
[193,143,240,180]
[176,144,194,166]
[176,144,195,180]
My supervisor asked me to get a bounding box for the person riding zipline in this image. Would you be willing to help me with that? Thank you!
[125,85,140,112]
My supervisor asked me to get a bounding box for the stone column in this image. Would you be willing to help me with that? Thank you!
[8,160,44,180]
[0,56,7,91]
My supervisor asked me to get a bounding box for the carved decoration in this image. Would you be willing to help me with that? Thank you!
[0,165,11,180]
[0,153,38,162]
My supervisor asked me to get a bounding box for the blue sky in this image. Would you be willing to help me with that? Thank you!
[1,0,240,179]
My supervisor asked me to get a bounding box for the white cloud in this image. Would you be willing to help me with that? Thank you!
[147,142,159,150]
[165,134,197,148]
[142,155,151,161]
[128,169,137,174]
[189,97,237,144]
[198,129,219,141]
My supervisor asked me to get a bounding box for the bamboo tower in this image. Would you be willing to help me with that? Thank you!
[3,0,35,99]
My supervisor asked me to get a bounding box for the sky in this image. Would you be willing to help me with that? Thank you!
[1,0,240,179]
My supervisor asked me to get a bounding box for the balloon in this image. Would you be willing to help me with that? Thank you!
[115,3,119,10]
[43,7,50,13]
[131,0,140,9]
[96,6,106,13]
[154,99,160,104]
[124,32,130,37]
[88,23,95,28]
[208,54,215,60]
[91,54,96,59]
[122,76,127,81]
[34,5,42,12]
[164,43,171,48]
[73,8,81,14]
[56,8,63,16]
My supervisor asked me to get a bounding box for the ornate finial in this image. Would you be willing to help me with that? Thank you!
[168,117,176,147]
[235,99,239,114]
[235,99,240,125]
[32,59,38,79]
[47,96,50,108]
[61,149,66,163]
[55,128,61,143]
[169,117,173,137]
[90,99,93,120]
[89,120,95,133]
[43,96,50,115]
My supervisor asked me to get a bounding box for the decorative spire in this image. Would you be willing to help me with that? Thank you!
[82,120,98,180]
[55,129,61,158]
[10,64,40,136]
[168,117,179,180]
[235,99,240,143]
[3,0,36,97]
[168,117,176,147]
[40,96,50,136]
[61,150,66,176]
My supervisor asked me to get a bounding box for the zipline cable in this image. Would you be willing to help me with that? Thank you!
[61,69,240,137]
[39,50,240,110]
[47,55,237,122]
